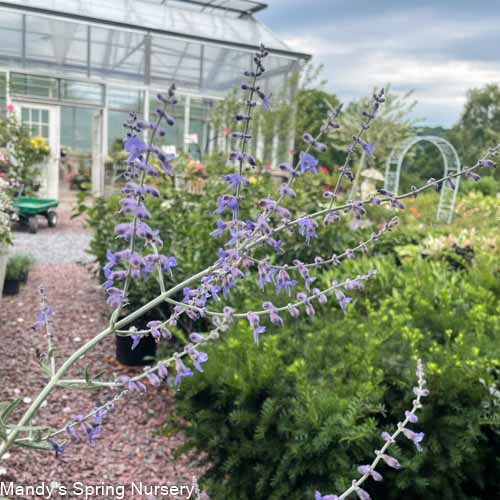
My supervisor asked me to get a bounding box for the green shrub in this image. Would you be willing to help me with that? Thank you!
[173,252,500,500]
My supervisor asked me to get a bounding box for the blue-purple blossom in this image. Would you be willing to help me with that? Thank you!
[48,439,66,460]
[315,492,338,500]
[358,465,383,481]
[221,173,249,190]
[279,183,296,198]
[296,217,318,243]
[354,484,371,500]
[157,361,168,379]
[378,452,401,469]
[124,136,146,162]
[334,289,352,313]
[262,301,283,325]
[298,151,319,174]
[147,320,172,341]
[402,428,425,451]
[185,344,209,372]
[131,335,141,350]
[160,256,177,275]
[144,367,162,386]
[275,268,297,296]
[247,312,266,345]
[174,356,193,386]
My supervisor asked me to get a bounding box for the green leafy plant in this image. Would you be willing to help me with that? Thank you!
[5,254,34,281]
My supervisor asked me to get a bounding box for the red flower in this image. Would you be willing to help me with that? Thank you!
[319,165,329,175]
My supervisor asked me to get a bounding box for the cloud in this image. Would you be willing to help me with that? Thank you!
[258,0,500,127]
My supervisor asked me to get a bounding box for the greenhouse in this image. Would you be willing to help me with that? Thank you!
[0,0,309,197]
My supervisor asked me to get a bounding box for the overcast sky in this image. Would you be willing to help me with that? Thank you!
[257,0,500,127]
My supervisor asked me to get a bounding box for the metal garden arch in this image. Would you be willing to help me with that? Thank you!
[384,136,462,223]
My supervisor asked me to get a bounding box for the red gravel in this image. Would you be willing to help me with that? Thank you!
[0,264,206,499]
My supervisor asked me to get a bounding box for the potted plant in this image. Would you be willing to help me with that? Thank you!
[16,254,34,283]
[3,254,33,295]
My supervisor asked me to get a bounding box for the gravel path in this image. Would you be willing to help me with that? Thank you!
[11,191,93,264]
[0,264,206,499]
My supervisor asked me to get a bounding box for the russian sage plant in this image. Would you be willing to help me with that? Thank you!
[0,43,498,500]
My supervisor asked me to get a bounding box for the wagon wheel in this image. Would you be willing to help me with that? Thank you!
[47,210,57,227]
[28,216,38,234]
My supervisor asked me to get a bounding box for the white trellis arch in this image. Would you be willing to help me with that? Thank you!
[385,135,462,223]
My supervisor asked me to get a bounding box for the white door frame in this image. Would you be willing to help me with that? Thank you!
[13,101,61,200]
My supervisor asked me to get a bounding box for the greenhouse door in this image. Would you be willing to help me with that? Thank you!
[16,103,60,199]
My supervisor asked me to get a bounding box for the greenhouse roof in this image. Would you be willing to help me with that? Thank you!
[0,0,309,98]
[0,0,308,58]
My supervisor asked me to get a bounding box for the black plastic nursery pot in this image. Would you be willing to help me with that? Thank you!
[3,278,20,295]
[116,331,157,366]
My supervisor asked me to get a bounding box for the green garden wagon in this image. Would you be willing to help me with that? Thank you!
[13,196,59,233]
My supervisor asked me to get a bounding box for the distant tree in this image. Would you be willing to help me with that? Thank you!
[450,83,500,178]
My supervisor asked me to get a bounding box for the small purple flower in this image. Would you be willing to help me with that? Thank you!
[479,159,496,168]
[157,361,168,379]
[279,183,296,198]
[298,151,319,174]
[160,256,177,276]
[312,288,327,305]
[405,410,418,423]
[48,439,66,460]
[221,173,249,190]
[358,465,383,481]
[378,452,401,469]
[86,425,101,446]
[131,335,141,350]
[185,344,209,372]
[413,386,430,398]
[402,428,425,451]
[334,289,352,313]
[66,424,78,443]
[287,303,300,318]
[381,431,395,443]
[263,301,283,325]
[315,492,338,500]
[296,217,318,243]
[144,367,162,386]
[323,212,340,225]
[174,356,193,386]
[354,484,371,500]
[247,312,266,345]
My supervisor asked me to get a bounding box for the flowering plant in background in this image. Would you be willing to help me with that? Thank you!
[0,42,498,499]
[0,112,50,195]
[0,176,13,246]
